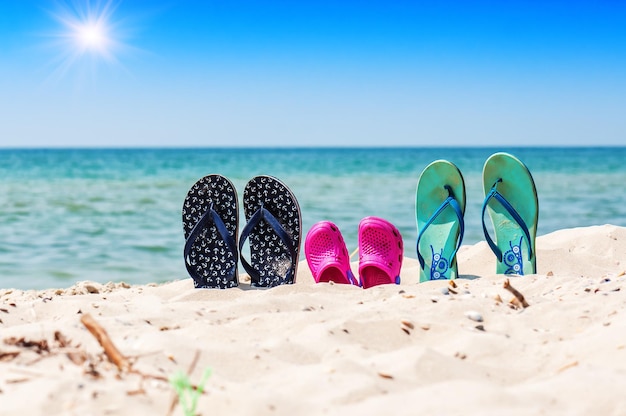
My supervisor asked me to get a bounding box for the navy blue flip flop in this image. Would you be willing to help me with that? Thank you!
[239,176,302,288]
[182,174,239,288]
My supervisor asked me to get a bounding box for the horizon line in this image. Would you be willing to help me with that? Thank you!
[1,144,625,151]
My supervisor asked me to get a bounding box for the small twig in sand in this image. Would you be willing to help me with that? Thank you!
[80,314,131,372]
[557,361,579,373]
[80,313,206,401]
[503,279,529,308]
[4,337,50,354]
[0,351,20,362]
[6,377,31,384]
[54,331,87,365]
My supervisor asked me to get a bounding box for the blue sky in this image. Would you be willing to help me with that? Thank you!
[1,0,625,147]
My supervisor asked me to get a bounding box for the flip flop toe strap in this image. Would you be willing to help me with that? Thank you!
[482,179,533,262]
[239,205,298,285]
[184,204,238,285]
[416,186,465,271]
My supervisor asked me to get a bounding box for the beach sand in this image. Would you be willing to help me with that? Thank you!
[2,224,626,415]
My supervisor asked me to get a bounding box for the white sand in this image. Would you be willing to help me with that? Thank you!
[1,224,626,415]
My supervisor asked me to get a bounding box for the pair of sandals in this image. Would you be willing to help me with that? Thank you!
[182,175,301,289]
[305,217,403,289]
[416,152,539,282]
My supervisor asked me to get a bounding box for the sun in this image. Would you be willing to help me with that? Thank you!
[76,22,108,51]
[44,0,132,81]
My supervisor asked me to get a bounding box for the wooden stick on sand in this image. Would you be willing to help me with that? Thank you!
[80,313,131,372]
[503,278,530,308]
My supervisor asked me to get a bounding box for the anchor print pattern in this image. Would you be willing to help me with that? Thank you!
[182,175,238,288]
[243,176,301,287]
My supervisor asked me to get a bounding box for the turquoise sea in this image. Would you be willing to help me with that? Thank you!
[1,147,625,290]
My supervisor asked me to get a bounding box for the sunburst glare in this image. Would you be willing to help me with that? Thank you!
[44,0,132,82]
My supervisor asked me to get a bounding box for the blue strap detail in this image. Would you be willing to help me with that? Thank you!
[347,270,358,286]
[184,204,238,285]
[239,205,298,285]
[481,179,533,262]
[416,185,465,270]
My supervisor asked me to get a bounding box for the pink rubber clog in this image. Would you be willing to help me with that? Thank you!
[358,216,403,289]
[305,221,357,285]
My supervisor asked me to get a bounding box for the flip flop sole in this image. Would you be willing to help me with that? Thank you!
[182,174,239,288]
[416,160,466,282]
[242,176,302,287]
[483,153,538,275]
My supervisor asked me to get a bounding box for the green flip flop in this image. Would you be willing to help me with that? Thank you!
[482,152,538,275]
[416,160,466,283]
